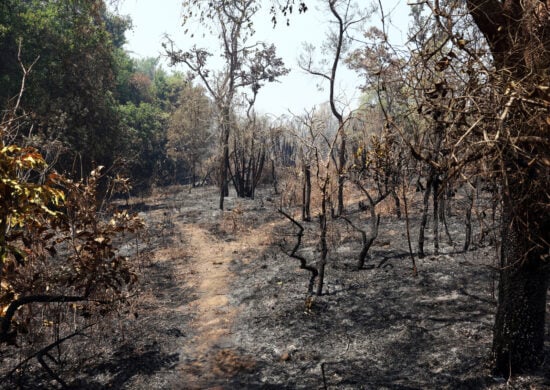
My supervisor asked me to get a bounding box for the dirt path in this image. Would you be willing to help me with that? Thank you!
[174,210,273,388]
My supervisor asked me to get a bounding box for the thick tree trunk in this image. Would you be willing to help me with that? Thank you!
[458,2,550,374]
[493,200,549,376]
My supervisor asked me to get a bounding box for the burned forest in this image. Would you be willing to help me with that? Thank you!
[1,0,549,389]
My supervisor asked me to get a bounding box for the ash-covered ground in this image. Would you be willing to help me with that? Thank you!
[132,185,548,389]
[2,185,548,389]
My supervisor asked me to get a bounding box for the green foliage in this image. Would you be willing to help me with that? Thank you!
[167,84,213,184]
[0,0,125,176]
[0,141,65,276]
[119,101,169,191]
[113,48,138,103]
[103,10,132,48]
[153,70,188,111]
[112,55,191,189]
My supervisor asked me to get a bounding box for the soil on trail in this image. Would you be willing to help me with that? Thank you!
[122,185,281,389]
[175,218,272,387]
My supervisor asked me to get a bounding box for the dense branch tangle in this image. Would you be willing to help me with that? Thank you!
[402,0,550,376]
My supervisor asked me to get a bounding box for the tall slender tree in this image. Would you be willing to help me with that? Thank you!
[299,0,370,216]
[165,0,288,209]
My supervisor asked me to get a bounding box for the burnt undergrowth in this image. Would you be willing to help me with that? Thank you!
[2,185,548,389]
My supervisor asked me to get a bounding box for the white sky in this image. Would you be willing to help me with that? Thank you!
[112,0,410,116]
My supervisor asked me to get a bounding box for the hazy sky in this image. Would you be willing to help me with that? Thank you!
[113,0,409,116]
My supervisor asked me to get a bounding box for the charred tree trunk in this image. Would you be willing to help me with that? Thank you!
[432,175,440,256]
[418,174,433,258]
[418,103,444,258]
[356,215,380,270]
[279,209,319,295]
[327,0,346,217]
[317,208,328,296]
[342,204,380,270]
[229,137,242,197]
[250,148,265,199]
[302,164,312,222]
[439,185,454,246]
[336,134,346,216]
[493,195,549,375]
[402,176,418,276]
[316,181,329,296]
[349,184,388,269]
[463,184,475,252]
[465,0,550,375]
[219,118,231,210]
[230,133,265,199]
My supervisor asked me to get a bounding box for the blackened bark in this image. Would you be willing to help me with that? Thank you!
[302,164,311,222]
[219,122,230,210]
[463,185,474,252]
[432,175,440,255]
[350,185,388,269]
[317,211,327,296]
[392,190,402,219]
[316,182,329,296]
[439,185,454,246]
[402,178,418,276]
[1,295,89,342]
[493,200,549,376]
[418,175,433,258]
[466,0,550,375]
[279,209,318,295]
[336,134,346,216]
[327,0,345,217]
[230,133,265,199]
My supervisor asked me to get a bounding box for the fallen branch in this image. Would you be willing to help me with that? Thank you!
[2,323,95,387]
[0,294,95,342]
